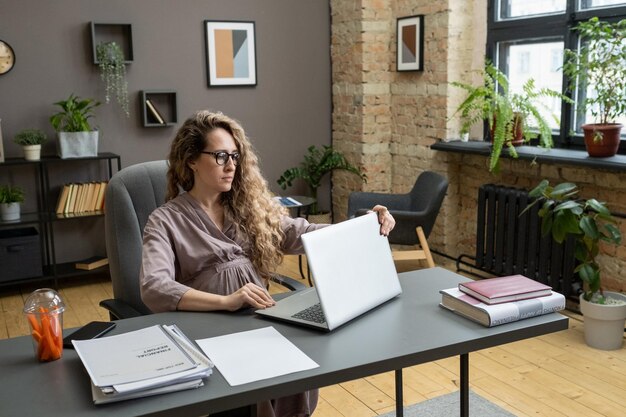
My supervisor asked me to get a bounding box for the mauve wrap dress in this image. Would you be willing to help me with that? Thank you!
[140,192,325,417]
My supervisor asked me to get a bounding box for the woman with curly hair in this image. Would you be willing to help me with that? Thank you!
[139,110,394,417]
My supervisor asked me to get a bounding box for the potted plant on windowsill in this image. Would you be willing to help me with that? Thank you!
[527,180,624,350]
[277,145,366,223]
[50,94,100,159]
[13,128,47,161]
[96,41,130,117]
[0,185,25,222]
[562,17,626,157]
[451,62,572,172]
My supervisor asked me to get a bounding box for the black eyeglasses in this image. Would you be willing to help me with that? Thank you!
[200,151,241,166]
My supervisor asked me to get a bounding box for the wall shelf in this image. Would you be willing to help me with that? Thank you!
[141,90,177,127]
[90,22,134,64]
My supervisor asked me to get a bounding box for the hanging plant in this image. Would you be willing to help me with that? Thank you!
[96,41,130,117]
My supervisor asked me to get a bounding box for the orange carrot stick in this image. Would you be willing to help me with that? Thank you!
[26,313,41,333]
[40,312,60,360]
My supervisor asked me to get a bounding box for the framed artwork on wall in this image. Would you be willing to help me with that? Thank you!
[204,20,257,87]
[396,15,424,72]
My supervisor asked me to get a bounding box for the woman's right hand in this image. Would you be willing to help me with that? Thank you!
[223,283,276,311]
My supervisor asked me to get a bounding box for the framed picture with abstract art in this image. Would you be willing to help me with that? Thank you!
[396,15,424,72]
[204,20,257,87]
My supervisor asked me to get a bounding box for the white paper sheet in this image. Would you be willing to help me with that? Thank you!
[195,326,319,386]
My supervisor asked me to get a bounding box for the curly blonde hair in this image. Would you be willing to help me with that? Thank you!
[167,110,287,279]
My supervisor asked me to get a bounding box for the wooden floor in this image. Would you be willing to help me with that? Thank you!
[1,256,625,416]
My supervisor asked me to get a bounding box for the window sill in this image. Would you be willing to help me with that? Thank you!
[431,140,626,172]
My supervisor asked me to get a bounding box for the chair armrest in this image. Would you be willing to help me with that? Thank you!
[99,299,144,320]
[270,274,307,291]
[348,192,410,217]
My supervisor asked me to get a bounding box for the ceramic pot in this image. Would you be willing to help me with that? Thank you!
[23,144,41,161]
[0,202,20,222]
[579,291,626,350]
[490,113,524,146]
[581,123,622,157]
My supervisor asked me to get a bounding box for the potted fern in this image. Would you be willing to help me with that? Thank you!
[277,145,366,221]
[562,17,626,157]
[13,128,47,161]
[527,180,624,350]
[451,62,572,172]
[0,185,25,222]
[96,41,130,117]
[50,94,100,158]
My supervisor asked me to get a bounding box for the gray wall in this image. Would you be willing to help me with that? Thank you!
[0,0,331,262]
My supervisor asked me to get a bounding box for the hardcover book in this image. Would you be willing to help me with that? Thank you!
[75,256,109,271]
[458,275,552,305]
[440,287,565,327]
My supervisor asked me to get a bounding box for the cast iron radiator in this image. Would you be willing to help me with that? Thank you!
[456,184,578,297]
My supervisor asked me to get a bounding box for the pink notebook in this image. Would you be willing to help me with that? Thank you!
[458,275,552,305]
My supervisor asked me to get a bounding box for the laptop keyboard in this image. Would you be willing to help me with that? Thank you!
[292,303,327,324]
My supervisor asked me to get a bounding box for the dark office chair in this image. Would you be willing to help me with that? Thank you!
[100,160,305,320]
[347,170,449,268]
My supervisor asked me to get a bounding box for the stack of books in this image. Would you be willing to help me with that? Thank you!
[72,324,213,404]
[55,181,108,215]
[440,274,565,327]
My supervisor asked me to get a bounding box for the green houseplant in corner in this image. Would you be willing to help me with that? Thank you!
[527,179,624,350]
[562,17,626,157]
[277,145,366,221]
[13,128,47,161]
[451,62,572,172]
[96,41,130,117]
[50,94,100,159]
[0,185,25,222]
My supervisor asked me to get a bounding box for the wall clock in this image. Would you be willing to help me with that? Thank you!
[0,40,16,75]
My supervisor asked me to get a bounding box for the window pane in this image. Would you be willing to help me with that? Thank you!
[578,0,626,11]
[500,40,565,130]
[498,0,566,20]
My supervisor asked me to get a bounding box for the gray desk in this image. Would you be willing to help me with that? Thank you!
[0,267,568,417]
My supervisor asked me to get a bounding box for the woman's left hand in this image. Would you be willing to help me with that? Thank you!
[371,205,395,236]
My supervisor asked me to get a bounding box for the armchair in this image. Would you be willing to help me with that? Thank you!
[347,170,448,268]
[100,160,305,320]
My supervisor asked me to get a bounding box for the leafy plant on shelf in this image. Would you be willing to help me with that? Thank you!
[451,62,572,172]
[96,41,130,117]
[277,145,366,215]
[0,185,25,204]
[525,180,622,303]
[50,94,100,132]
[13,128,47,146]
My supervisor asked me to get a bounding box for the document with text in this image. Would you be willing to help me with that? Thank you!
[196,326,319,386]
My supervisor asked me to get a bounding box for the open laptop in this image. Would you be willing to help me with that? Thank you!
[256,212,402,331]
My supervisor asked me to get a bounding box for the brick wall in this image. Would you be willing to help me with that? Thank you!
[330,0,626,292]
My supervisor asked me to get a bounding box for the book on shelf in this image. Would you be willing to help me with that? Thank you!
[439,287,565,327]
[73,324,213,404]
[458,274,552,305]
[64,183,77,214]
[95,181,107,212]
[55,184,71,214]
[75,256,109,271]
[145,99,166,124]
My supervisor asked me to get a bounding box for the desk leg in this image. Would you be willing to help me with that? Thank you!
[395,369,403,417]
[460,353,469,417]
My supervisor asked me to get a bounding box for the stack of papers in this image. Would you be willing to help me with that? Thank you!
[73,324,213,404]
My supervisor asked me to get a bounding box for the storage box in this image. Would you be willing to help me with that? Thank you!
[0,227,43,282]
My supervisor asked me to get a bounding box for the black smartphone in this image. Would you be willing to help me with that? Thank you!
[63,321,116,349]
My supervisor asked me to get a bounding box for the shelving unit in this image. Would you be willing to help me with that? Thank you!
[141,90,177,127]
[0,153,121,288]
[90,22,133,64]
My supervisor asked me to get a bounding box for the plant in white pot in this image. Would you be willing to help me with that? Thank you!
[562,17,626,157]
[13,128,47,161]
[0,185,25,222]
[50,94,100,159]
[527,180,624,350]
[277,145,366,223]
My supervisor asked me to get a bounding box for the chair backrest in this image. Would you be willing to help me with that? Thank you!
[104,160,169,315]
